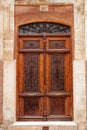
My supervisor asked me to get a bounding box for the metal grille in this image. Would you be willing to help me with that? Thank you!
[19,22,70,35]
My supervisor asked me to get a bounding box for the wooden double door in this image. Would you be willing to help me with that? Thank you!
[17,35,72,121]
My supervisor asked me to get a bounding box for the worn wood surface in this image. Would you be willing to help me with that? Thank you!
[17,36,72,121]
[15,5,73,26]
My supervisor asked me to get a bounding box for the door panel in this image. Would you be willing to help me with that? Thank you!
[18,37,44,120]
[24,53,39,92]
[49,97,65,115]
[46,37,72,120]
[17,36,72,121]
[50,53,64,91]
[23,40,40,49]
[24,97,40,115]
[49,40,65,49]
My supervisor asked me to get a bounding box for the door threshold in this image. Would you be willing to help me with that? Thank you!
[12,121,77,126]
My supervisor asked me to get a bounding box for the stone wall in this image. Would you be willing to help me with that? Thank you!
[0,0,16,128]
[0,61,3,123]
[0,0,87,130]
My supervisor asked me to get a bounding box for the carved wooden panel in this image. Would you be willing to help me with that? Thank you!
[49,40,65,49]
[17,36,72,121]
[24,97,40,115]
[24,40,40,49]
[50,54,64,91]
[50,97,65,115]
[24,54,38,92]
[19,22,70,35]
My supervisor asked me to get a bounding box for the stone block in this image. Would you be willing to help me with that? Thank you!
[3,61,16,122]
[0,8,4,32]
[3,15,10,34]
[73,60,86,122]
[74,39,85,60]
[0,128,4,130]
[85,12,87,58]
[4,30,14,40]
[0,39,3,59]
[50,126,77,130]
[10,5,14,17]
[3,40,14,61]
[3,40,14,49]
[3,0,14,4]
[3,50,13,61]
[74,0,84,11]
[0,60,3,123]
[3,5,14,41]
[10,126,42,130]
[10,17,14,32]
[9,122,77,130]
[85,0,87,11]
[78,123,86,130]
[74,11,85,60]
[0,6,4,59]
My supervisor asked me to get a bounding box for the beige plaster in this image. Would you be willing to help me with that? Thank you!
[3,61,16,123]
[0,5,4,59]
[74,13,85,60]
[73,60,86,122]
[9,126,42,130]
[85,0,87,59]
[3,40,14,61]
[78,123,87,130]
[50,126,77,130]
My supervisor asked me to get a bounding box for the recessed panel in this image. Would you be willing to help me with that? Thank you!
[49,40,65,49]
[24,97,40,115]
[50,97,65,115]
[50,54,64,91]
[24,40,40,49]
[24,54,39,92]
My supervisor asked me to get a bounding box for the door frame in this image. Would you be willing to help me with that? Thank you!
[16,34,73,121]
[15,4,74,121]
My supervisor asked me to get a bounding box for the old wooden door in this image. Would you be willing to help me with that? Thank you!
[17,22,72,121]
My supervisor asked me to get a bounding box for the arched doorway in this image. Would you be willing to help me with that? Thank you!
[16,22,72,121]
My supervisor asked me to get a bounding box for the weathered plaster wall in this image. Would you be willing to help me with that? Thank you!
[85,0,87,59]
[0,0,16,129]
[0,0,86,130]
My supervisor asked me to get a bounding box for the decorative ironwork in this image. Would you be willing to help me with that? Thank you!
[19,22,70,35]
[51,54,64,91]
[24,54,38,92]
[49,40,65,49]
[24,40,40,49]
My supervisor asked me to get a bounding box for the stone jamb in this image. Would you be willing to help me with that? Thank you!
[0,60,3,123]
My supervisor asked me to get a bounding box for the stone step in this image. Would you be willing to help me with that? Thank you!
[9,122,77,130]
